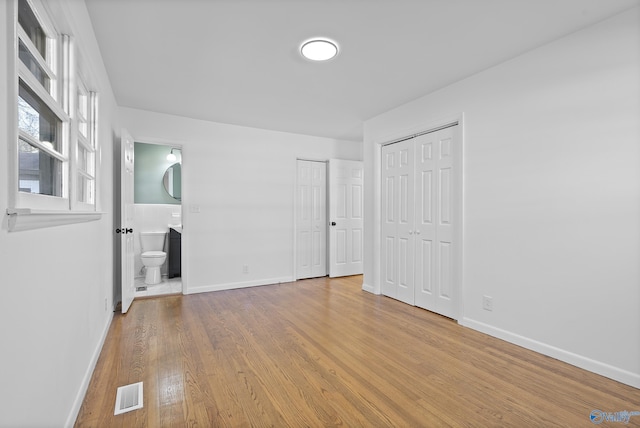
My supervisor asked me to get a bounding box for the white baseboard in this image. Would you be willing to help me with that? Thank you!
[362,282,376,294]
[65,311,114,428]
[460,317,640,389]
[185,276,295,295]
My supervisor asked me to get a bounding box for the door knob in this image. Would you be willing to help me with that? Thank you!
[331,222,337,226]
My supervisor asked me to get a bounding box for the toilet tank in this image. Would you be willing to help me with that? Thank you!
[140,232,166,252]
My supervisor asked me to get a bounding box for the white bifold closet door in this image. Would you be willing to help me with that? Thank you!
[381,125,459,319]
[296,160,327,279]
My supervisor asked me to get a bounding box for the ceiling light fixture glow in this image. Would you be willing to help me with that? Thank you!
[301,39,338,61]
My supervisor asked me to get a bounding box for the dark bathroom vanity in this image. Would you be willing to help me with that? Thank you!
[168,227,182,278]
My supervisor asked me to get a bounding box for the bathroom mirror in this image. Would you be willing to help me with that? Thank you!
[162,162,182,200]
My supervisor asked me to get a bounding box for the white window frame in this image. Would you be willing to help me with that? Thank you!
[7,0,101,231]
[15,0,69,210]
[72,76,98,212]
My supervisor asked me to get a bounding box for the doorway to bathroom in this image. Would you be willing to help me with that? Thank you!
[132,141,183,298]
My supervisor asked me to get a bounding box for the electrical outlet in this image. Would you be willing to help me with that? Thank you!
[104,298,108,311]
[483,295,493,311]
[243,264,249,274]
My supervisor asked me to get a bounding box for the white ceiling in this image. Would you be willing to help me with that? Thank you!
[85,0,638,142]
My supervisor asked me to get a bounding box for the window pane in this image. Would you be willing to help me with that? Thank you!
[78,145,87,172]
[77,145,95,175]
[79,120,88,139]
[19,40,50,92]
[78,91,88,119]
[78,89,88,138]
[18,80,60,152]
[78,175,95,204]
[18,0,46,58]
[19,140,63,196]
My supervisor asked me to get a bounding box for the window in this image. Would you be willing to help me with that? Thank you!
[75,79,97,207]
[8,0,101,231]
[17,0,68,202]
[18,78,64,196]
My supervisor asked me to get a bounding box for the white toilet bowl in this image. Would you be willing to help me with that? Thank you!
[141,251,167,284]
[140,232,167,285]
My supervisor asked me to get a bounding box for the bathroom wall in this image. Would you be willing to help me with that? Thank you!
[134,204,182,278]
[133,142,183,279]
[134,142,181,204]
[363,8,640,387]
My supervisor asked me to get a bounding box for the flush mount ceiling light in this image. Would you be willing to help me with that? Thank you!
[301,38,339,61]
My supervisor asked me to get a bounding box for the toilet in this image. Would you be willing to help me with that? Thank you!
[140,232,167,285]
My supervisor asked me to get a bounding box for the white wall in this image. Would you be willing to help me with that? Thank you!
[0,1,120,427]
[364,8,640,387]
[120,107,362,294]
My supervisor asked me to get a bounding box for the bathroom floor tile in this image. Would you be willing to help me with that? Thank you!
[134,276,182,297]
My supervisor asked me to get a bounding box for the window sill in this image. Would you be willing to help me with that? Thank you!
[6,208,103,232]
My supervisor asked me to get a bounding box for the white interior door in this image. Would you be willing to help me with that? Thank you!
[381,139,415,304]
[381,125,460,319]
[120,129,135,313]
[296,160,327,279]
[414,127,457,318]
[329,159,364,277]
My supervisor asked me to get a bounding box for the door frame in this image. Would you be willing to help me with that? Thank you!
[372,113,465,320]
[293,158,329,281]
[120,135,188,296]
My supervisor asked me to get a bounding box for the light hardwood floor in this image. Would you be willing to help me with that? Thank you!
[75,275,640,427]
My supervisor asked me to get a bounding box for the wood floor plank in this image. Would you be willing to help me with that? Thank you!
[75,276,640,427]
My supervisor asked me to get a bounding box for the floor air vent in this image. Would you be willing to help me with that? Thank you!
[114,382,143,415]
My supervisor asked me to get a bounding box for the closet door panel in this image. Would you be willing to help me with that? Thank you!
[296,160,327,279]
[382,150,397,297]
[296,161,313,279]
[435,130,456,317]
[310,162,327,278]
[382,140,415,304]
[414,127,458,317]
[414,134,437,309]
